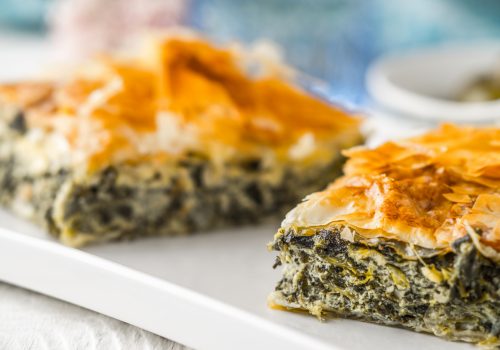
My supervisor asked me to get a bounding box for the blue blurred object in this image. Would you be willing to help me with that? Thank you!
[0,0,51,31]
[188,0,373,106]
[189,0,500,106]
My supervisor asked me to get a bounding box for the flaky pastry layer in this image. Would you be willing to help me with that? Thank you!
[0,33,360,174]
[283,124,500,254]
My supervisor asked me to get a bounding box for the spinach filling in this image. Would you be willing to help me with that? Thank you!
[271,227,500,347]
[0,120,344,244]
[54,158,342,243]
[0,105,356,245]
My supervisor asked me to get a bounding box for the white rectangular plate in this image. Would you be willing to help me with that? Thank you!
[0,210,471,350]
[0,35,471,350]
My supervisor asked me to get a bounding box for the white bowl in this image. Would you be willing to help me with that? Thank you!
[366,42,500,122]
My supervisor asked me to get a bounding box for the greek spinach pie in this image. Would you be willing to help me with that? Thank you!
[0,34,362,246]
[270,124,500,347]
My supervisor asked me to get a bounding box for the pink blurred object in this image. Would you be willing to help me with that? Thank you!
[49,0,189,60]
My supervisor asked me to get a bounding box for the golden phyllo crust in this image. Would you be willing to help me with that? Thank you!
[283,124,500,255]
[0,36,360,174]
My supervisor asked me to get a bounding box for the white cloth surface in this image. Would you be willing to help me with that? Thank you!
[0,282,188,350]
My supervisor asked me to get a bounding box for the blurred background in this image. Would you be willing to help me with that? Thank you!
[1,0,500,107]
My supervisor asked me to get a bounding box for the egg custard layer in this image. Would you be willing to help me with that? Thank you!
[0,34,361,246]
[270,124,500,347]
